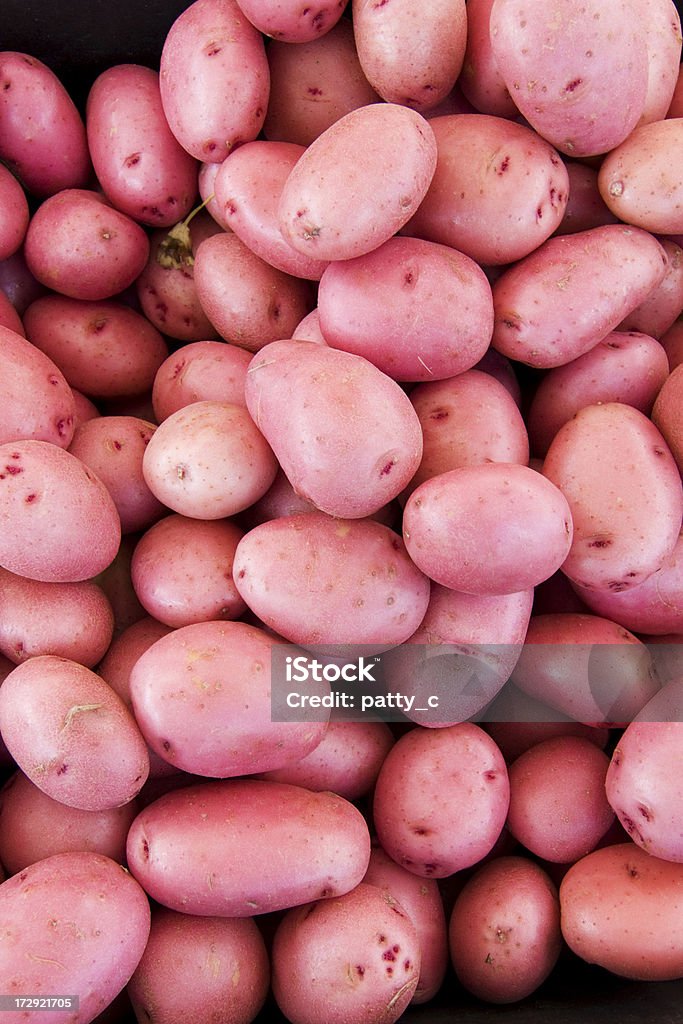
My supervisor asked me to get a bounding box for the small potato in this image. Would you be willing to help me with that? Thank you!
[0,323,76,448]
[652,363,683,474]
[0,247,45,315]
[152,341,251,421]
[142,400,278,519]
[661,318,683,372]
[0,655,149,811]
[458,0,518,117]
[484,719,610,765]
[599,119,683,234]
[98,616,173,708]
[272,883,421,1024]
[554,162,620,236]
[449,856,561,1003]
[0,163,29,260]
[0,289,24,336]
[235,0,347,44]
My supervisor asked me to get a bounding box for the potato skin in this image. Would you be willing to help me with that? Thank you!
[0,324,76,448]
[599,119,683,234]
[126,779,371,916]
[152,341,251,421]
[0,852,150,1024]
[0,163,29,260]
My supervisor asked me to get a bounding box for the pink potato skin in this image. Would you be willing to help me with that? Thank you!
[635,0,683,124]
[661,318,683,372]
[403,114,569,266]
[372,723,510,878]
[0,324,76,448]
[24,189,150,301]
[126,779,371,916]
[86,64,197,228]
[271,883,421,1024]
[0,52,91,196]
[554,162,620,236]
[131,514,246,627]
[278,102,437,261]
[0,440,121,584]
[159,0,269,163]
[489,0,648,157]
[491,225,668,368]
[0,163,29,260]
[142,400,277,519]
[232,512,431,650]
[236,0,347,42]
[619,240,683,340]
[152,341,251,421]
[599,119,683,234]
[352,0,466,110]
[193,231,313,351]
[363,843,448,1004]
[560,843,683,980]
[244,340,423,518]
[23,295,168,399]
[0,656,149,811]
[542,403,683,592]
[402,463,573,596]
[652,363,683,474]
[98,616,173,708]
[0,852,151,1024]
[527,331,670,457]
[0,770,139,874]
[0,567,114,668]
[263,19,380,147]
[449,856,561,1003]
[0,289,24,336]
[484,721,610,765]
[127,909,270,1024]
[458,0,518,117]
[317,236,494,382]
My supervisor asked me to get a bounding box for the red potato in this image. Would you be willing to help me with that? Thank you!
[458,0,517,117]
[560,843,683,980]
[131,514,246,627]
[619,239,683,340]
[317,236,493,382]
[0,567,114,668]
[127,909,270,1024]
[669,62,683,116]
[634,0,683,124]
[0,440,121,583]
[292,306,328,344]
[86,64,198,227]
[71,389,101,429]
[240,466,320,527]
[449,856,561,1003]
[0,287,24,336]
[278,102,437,261]
[126,779,371,915]
[0,163,29,260]
[0,852,150,1024]
[197,159,230,229]
[402,463,573,596]
[491,225,668,368]
[23,295,168,398]
[159,0,270,162]
[0,770,138,874]
[244,340,423,518]
[0,248,45,315]
[0,324,76,448]
[193,231,313,351]
[236,0,347,42]
[403,114,569,266]
[232,512,430,651]
[272,883,421,1024]
[93,533,147,636]
[542,403,683,592]
[98,616,173,706]
[474,347,522,406]
[0,51,91,196]
[372,723,509,878]
[652,363,683,474]
[527,331,670,457]
[661,318,683,372]
[484,717,610,765]
[553,162,620,236]
[136,210,223,341]
[599,119,683,234]
[489,0,649,157]
[263,19,380,146]
[509,613,660,725]
[213,140,329,279]
[0,655,149,811]
[142,400,277,519]
[24,189,150,301]
[352,0,466,110]
[363,844,448,1004]
[152,341,251,421]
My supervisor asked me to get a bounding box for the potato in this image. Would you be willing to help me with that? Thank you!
[0,288,24,336]
[232,512,430,651]
[560,843,683,980]
[458,0,518,117]
[0,324,76,448]
[635,0,683,123]
[652,363,683,475]
[86,63,198,227]
[271,882,421,1024]
[619,240,683,340]
[24,189,150,301]
[237,0,348,43]
[159,0,270,162]
[23,295,168,399]
[0,440,121,583]
[317,236,493,381]
[484,717,610,765]
[542,403,683,592]
[553,162,620,236]
[489,0,648,157]
[449,856,561,1003]
[0,851,150,1024]
[403,463,573,596]
[0,51,91,196]
[152,341,251,422]
[491,225,668,368]
[0,567,114,668]
[130,619,324,777]
[0,163,29,260]
[372,723,510,877]
[98,616,173,707]
[352,0,466,110]
[126,779,371,915]
[127,909,270,1024]
[278,102,437,261]
[404,114,569,265]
